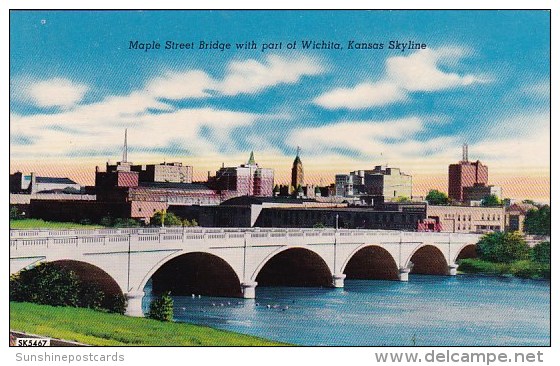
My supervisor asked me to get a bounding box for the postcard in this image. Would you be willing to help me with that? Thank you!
[8,8,551,357]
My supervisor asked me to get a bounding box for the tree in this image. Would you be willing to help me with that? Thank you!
[148,292,174,321]
[425,190,449,205]
[523,205,551,235]
[531,241,550,264]
[481,194,502,207]
[10,206,24,220]
[151,210,182,227]
[476,231,530,263]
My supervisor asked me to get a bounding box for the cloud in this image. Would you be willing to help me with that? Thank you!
[218,55,324,96]
[386,47,483,92]
[27,78,89,109]
[315,47,486,110]
[286,117,430,157]
[145,70,215,100]
[314,82,407,109]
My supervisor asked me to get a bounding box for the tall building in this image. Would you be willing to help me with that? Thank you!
[291,147,304,193]
[211,151,274,197]
[131,162,193,183]
[335,166,412,200]
[448,144,488,202]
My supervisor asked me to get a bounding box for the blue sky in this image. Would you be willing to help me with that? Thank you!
[9,10,550,199]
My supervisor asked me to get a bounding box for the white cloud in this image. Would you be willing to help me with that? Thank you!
[287,117,428,156]
[314,82,407,109]
[386,48,482,92]
[145,70,215,100]
[314,47,486,110]
[27,78,89,109]
[218,55,324,96]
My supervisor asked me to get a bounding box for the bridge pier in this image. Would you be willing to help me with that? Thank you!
[398,267,410,282]
[125,291,145,317]
[332,273,346,288]
[448,263,459,276]
[241,281,258,299]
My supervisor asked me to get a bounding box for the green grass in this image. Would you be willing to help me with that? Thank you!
[10,302,288,346]
[458,258,549,279]
[10,219,102,230]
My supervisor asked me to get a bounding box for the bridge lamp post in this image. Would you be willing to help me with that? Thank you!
[335,214,339,231]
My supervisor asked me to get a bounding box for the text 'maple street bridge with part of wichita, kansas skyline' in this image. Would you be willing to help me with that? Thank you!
[10,227,481,316]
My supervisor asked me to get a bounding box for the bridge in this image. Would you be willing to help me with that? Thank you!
[10,227,481,317]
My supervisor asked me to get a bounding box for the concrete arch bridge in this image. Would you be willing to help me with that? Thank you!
[10,227,480,316]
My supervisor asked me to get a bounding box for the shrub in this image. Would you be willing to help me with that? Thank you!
[10,263,80,307]
[476,232,530,263]
[78,282,105,310]
[112,218,140,228]
[148,292,174,321]
[104,293,127,314]
[10,262,127,313]
[510,260,542,279]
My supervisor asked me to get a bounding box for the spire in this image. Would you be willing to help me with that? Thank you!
[248,151,256,165]
[122,128,128,163]
[293,146,302,164]
[462,143,468,162]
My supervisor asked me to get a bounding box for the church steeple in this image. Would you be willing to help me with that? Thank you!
[248,151,256,165]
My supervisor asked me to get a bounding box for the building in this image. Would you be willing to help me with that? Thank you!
[335,171,366,197]
[463,183,503,204]
[364,166,412,199]
[505,202,539,232]
[448,144,488,202]
[10,172,82,194]
[210,151,274,197]
[130,162,193,183]
[170,196,427,230]
[335,166,412,200]
[291,148,304,193]
[424,205,505,233]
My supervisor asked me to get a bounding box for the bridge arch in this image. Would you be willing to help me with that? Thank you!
[407,245,448,275]
[454,244,478,262]
[342,245,399,280]
[253,247,333,287]
[145,252,242,298]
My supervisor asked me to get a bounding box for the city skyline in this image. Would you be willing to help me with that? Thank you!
[10,11,550,201]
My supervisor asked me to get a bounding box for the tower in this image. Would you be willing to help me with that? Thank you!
[448,144,488,202]
[291,146,304,193]
[123,128,128,163]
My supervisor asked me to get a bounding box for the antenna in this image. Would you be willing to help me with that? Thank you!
[462,143,468,162]
[122,128,128,163]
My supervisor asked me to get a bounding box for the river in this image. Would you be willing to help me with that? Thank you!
[142,274,550,346]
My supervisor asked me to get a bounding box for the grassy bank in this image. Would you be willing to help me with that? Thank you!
[10,302,287,346]
[10,219,102,230]
[458,258,550,279]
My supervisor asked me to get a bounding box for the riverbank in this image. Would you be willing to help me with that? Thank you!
[458,258,550,279]
[10,302,288,346]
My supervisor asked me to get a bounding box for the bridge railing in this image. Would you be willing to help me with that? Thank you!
[10,227,482,253]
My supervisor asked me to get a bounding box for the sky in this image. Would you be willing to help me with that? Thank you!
[9,10,550,201]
